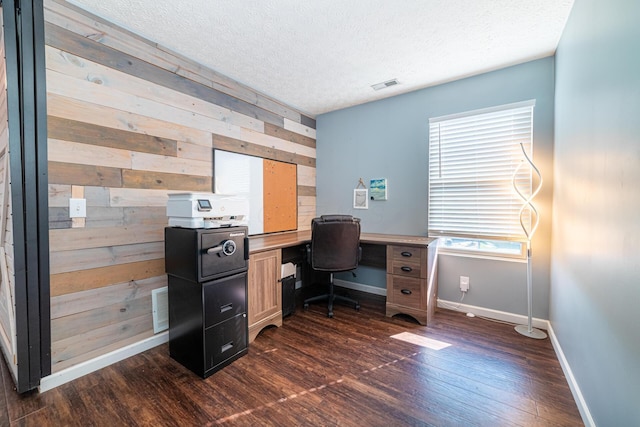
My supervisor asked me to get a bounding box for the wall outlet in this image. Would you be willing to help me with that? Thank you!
[459,276,470,292]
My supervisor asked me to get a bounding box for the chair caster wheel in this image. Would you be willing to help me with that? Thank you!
[355,304,360,311]
[327,311,333,318]
[303,303,309,310]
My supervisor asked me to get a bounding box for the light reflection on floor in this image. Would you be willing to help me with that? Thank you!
[391,332,452,350]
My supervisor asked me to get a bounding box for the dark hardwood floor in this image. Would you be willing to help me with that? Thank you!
[1,290,583,426]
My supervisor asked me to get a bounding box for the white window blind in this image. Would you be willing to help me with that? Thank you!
[428,100,535,240]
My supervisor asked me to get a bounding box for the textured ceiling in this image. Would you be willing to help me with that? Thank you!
[67,0,574,117]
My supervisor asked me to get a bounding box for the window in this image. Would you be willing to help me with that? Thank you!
[428,101,535,257]
[439,237,524,257]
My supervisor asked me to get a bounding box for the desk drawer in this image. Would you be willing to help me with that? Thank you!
[388,245,426,278]
[387,275,426,309]
[204,314,248,374]
[204,272,247,328]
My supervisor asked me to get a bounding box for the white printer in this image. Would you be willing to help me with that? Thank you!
[166,192,249,229]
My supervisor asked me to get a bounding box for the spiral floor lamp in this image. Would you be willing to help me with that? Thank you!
[513,143,547,339]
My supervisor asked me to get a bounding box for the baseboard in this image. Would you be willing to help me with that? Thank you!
[39,332,169,393]
[547,324,595,427]
[437,299,549,330]
[333,279,387,296]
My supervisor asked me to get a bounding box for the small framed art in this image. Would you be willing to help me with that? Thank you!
[370,178,387,201]
[353,189,368,209]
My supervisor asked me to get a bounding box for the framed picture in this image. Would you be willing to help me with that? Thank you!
[370,178,388,201]
[353,189,368,209]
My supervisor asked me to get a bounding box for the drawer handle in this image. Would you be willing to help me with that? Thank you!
[401,251,412,257]
[401,289,412,295]
[221,342,234,353]
[220,303,233,313]
[401,266,412,272]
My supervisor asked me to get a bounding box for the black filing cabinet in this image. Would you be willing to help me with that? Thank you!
[165,226,249,378]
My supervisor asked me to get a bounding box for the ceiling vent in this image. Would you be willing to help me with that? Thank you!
[371,79,400,91]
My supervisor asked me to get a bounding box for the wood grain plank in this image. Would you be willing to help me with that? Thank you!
[45,22,286,127]
[240,127,316,159]
[122,169,211,191]
[51,275,166,319]
[45,46,265,134]
[48,115,178,156]
[109,188,177,208]
[123,206,168,226]
[298,195,317,230]
[52,313,153,365]
[48,183,72,207]
[264,123,316,148]
[51,330,156,374]
[177,141,212,161]
[50,259,166,297]
[49,225,163,252]
[0,128,8,153]
[298,196,317,211]
[49,242,164,275]
[51,294,153,342]
[213,134,316,168]
[47,69,245,141]
[48,93,211,146]
[297,205,316,216]
[297,215,315,231]
[84,207,125,228]
[49,161,123,187]
[300,114,317,129]
[49,207,71,229]
[297,185,316,197]
[48,138,132,169]
[297,164,316,187]
[84,186,112,207]
[130,151,211,177]
[284,117,317,139]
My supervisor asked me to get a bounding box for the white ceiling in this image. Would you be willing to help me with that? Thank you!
[67,0,574,117]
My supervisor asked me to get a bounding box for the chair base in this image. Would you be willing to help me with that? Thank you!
[303,274,360,318]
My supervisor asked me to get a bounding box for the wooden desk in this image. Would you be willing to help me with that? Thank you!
[247,231,438,342]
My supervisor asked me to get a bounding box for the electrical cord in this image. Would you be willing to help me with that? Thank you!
[439,291,521,327]
[438,290,466,311]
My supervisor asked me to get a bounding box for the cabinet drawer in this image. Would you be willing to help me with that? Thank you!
[388,245,426,278]
[388,275,425,309]
[204,314,248,373]
[204,272,247,328]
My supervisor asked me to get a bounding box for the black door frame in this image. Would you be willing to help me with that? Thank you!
[1,0,50,392]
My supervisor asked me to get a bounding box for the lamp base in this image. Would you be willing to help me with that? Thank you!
[515,324,547,339]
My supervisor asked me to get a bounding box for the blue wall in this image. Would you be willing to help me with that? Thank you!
[552,0,640,424]
[317,57,555,319]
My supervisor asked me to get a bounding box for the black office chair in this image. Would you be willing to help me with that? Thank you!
[303,215,361,318]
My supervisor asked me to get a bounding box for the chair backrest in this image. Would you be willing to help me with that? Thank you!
[310,215,361,272]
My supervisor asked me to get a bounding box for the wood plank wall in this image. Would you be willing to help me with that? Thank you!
[44,0,316,373]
